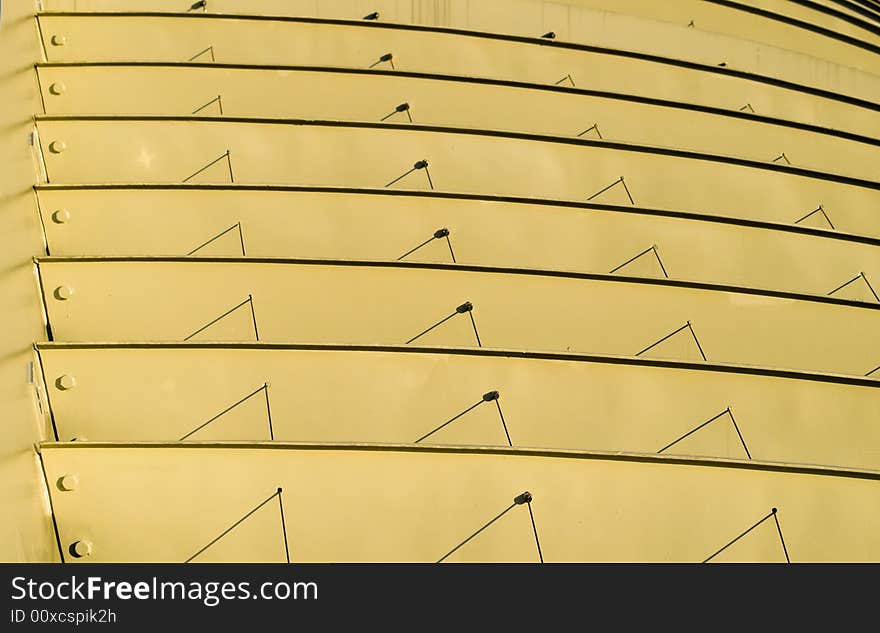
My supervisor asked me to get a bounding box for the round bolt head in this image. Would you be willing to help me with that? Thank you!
[49,140,66,153]
[57,474,79,491]
[69,540,93,558]
[53,285,73,300]
[50,34,67,46]
[49,82,67,95]
[56,374,76,391]
[52,209,71,224]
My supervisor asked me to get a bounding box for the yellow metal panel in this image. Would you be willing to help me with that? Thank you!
[37,2,880,79]
[34,187,880,297]
[729,0,879,45]
[36,345,880,469]
[35,15,880,134]
[35,259,880,375]
[8,0,879,565]
[0,0,62,561]
[40,443,880,562]
[35,64,880,181]
[34,119,880,238]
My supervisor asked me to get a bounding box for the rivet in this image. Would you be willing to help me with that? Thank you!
[56,374,76,390]
[54,285,73,300]
[49,82,67,95]
[52,209,71,224]
[57,474,79,491]
[69,540,93,558]
[50,34,67,46]
[49,140,66,153]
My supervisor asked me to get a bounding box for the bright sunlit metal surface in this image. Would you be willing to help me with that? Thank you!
[40,442,880,562]
[36,343,880,470]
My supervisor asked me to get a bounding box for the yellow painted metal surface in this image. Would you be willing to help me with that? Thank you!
[36,344,880,469]
[34,64,880,180]
[36,187,880,297]
[35,14,880,133]
[0,0,62,562]
[1,0,877,562]
[35,259,880,374]
[37,1,880,80]
[40,444,880,562]
[34,119,880,238]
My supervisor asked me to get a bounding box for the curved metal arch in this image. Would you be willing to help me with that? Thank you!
[35,255,880,311]
[35,11,880,110]
[33,61,880,147]
[33,115,880,190]
[35,183,880,246]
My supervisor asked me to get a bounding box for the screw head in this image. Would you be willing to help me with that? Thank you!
[49,82,67,95]
[69,540,93,558]
[52,209,71,224]
[50,34,67,46]
[53,285,73,300]
[49,140,66,153]
[57,474,79,491]
[514,492,533,505]
[56,374,76,391]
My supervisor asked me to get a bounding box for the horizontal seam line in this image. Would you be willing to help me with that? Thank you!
[31,185,880,246]
[35,12,880,109]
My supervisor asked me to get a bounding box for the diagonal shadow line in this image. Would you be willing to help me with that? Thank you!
[185,488,285,563]
[437,502,515,562]
[687,321,708,361]
[179,382,270,441]
[183,295,258,341]
[577,123,603,139]
[437,492,540,563]
[405,302,473,345]
[467,311,482,347]
[703,508,789,563]
[415,399,483,443]
[609,244,668,277]
[793,205,835,230]
[415,391,507,444]
[828,272,878,301]
[635,322,690,357]
[183,150,233,183]
[192,94,223,116]
[587,176,634,204]
[554,74,575,86]
[657,408,731,454]
[186,222,245,256]
[188,45,215,62]
[405,310,457,344]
